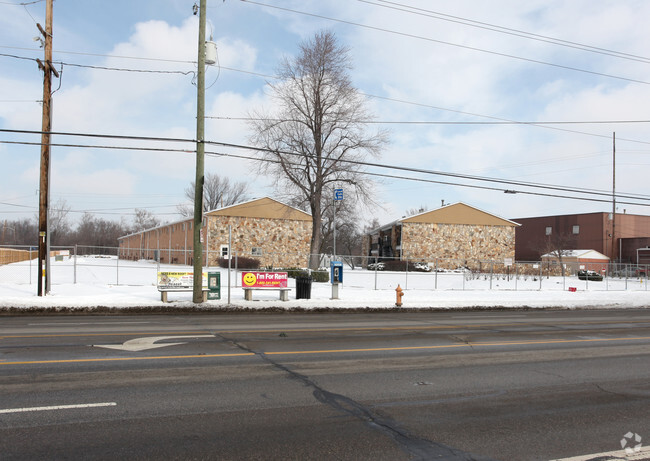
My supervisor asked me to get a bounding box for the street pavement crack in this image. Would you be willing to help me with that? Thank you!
[215,333,495,461]
[450,335,474,349]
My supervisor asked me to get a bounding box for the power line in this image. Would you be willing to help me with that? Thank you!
[360,0,650,64]
[206,115,650,126]
[0,45,196,65]
[0,0,45,5]
[3,128,649,205]
[5,50,650,146]
[240,0,650,86]
[0,52,196,76]
[360,93,650,146]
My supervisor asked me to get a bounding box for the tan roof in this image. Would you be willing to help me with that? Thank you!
[206,197,311,221]
[400,202,519,227]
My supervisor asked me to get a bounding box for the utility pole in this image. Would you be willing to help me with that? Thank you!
[192,0,207,303]
[37,0,59,296]
[611,132,616,264]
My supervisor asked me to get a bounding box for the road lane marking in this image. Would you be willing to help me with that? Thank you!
[0,336,649,366]
[0,331,212,339]
[3,319,650,340]
[0,402,117,414]
[93,335,215,352]
[27,322,152,326]
[0,352,255,365]
[264,336,650,355]
[550,445,650,460]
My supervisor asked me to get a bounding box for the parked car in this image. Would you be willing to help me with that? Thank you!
[578,270,603,281]
[413,262,432,272]
[367,262,385,271]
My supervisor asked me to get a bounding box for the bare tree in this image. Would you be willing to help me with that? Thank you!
[48,198,71,245]
[74,213,127,251]
[319,195,358,253]
[249,31,387,268]
[177,172,250,217]
[535,230,577,277]
[405,205,428,217]
[132,208,160,233]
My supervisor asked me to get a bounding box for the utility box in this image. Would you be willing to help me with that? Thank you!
[207,271,221,300]
[330,261,343,284]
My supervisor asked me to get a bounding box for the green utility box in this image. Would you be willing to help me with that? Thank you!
[207,272,221,300]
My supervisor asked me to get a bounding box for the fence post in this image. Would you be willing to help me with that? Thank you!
[116,249,119,286]
[489,262,493,290]
[73,244,77,285]
[515,263,518,291]
[462,265,465,290]
[434,258,438,290]
[405,256,408,290]
[29,247,33,285]
[539,263,542,290]
[235,252,238,288]
[374,256,378,290]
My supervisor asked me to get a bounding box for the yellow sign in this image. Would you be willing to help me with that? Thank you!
[157,271,207,289]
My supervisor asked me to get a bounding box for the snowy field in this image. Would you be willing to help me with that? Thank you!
[0,255,648,311]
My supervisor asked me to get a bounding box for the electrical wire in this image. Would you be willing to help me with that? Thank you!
[2,129,649,205]
[360,0,650,64]
[0,0,44,5]
[206,115,650,126]
[0,52,196,76]
[5,50,650,146]
[239,0,650,86]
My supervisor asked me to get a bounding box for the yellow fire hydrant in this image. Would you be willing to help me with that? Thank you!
[395,284,404,307]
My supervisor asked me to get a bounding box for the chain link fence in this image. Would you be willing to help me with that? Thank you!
[1,244,648,292]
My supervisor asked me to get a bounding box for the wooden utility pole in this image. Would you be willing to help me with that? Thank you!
[192,0,207,303]
[37,0,59,296]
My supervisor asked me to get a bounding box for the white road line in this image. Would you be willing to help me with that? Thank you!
[28,322,152,325]
[0,402,117,414]
[550,445,650,461]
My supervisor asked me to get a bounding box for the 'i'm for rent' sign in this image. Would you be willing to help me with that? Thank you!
[242,271,288,288]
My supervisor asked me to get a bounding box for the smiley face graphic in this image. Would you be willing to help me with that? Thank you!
[243,272,257,287]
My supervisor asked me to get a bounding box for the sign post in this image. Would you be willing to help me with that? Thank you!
[333,188,343,260]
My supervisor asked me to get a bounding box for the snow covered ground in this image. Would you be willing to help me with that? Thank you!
[0,255,648,311]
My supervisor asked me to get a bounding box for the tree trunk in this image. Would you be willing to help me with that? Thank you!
[309,199,322,270]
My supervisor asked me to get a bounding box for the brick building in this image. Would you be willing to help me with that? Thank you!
[363,202,519,267]
[541,249,610,274]
[118,197,312,268]
[512,212,650,263]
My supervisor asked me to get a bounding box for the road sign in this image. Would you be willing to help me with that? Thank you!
[334,188,343,201]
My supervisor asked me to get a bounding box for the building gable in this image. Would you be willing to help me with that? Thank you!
[206,197,311,221]
[401,202,519,227]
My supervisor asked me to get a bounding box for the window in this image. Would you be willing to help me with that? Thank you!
[545,226,552,236]
[572,225,580,235]
[220,244,230,259]
[251,247,262,256]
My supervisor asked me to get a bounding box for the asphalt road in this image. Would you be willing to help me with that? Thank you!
[1,309,649,460]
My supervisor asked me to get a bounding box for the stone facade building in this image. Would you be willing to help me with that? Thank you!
[363,202,519,268]
[119,197,312,268]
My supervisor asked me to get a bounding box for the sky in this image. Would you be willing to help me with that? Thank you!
[2,0,650,232]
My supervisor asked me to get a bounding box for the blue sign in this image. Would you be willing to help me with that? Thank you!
[330,261,343,283]
[334,188,343,201]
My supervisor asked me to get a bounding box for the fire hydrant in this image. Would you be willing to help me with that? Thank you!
[395,284,404,307]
